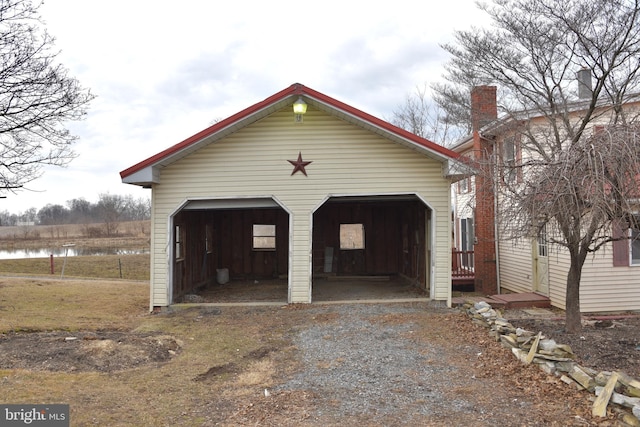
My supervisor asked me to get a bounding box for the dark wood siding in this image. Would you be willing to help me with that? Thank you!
[172,199,427,301]
[172,208,289,301]
[313,199,427,281]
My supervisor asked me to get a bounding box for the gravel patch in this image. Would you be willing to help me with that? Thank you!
[276,304,477,423]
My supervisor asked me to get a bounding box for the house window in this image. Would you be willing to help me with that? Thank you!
[340,223,365,250]
[459,177,470,194]
[460,218,474,269]
[253,224,276,250]
[175,225,184,260]
[503,136,519,183]
[460,218,474,252]
[612,216,640,267]
[537,223,548,257]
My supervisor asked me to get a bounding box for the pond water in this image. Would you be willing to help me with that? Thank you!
[0,247,149,259]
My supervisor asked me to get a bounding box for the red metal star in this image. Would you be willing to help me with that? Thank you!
[288,151,312,176]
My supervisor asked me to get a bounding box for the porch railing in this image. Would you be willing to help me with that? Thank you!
[452,250,474,278]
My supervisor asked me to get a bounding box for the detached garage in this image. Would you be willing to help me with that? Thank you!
[120,83,465,310]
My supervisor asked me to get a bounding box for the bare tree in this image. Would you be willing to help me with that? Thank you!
[37,203,68,225]
[123,195,151,221]
[66,197,92,223]
[0,209,17,225]
[443,0,640,332]
[431,73,488,138]
[0,0,94,193]
[388,84,466,145]
[95,193,127,237]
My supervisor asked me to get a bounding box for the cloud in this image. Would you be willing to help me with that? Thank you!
[2,0,489,214]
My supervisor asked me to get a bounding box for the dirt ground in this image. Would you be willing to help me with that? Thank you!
[2,306,638,380]
[191,278,640,380]
[190,277,429,304]
[507,311,640,379]
[0,331,182,373]
[0,303,638,425]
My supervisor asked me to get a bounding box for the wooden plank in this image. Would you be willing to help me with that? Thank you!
[618,371,640,397]
[592,371,620,417]
[595,386,640,408]
[569,365,595,391]
[525,332,542,365]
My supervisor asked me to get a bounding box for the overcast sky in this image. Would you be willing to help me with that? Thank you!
[5,0,488,214]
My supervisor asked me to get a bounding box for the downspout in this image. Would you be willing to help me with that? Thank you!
[493,163,501,294]
[490,136,501,294]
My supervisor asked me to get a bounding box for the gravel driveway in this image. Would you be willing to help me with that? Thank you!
[277,304,475,422]
[266,302,589,426]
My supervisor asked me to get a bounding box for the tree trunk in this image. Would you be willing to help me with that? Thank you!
[565,255,583,333]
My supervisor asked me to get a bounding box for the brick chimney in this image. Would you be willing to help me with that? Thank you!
[470,86,498,295]
[471,86,497,133]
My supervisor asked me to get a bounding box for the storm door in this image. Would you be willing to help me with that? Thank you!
[532,223,549,295]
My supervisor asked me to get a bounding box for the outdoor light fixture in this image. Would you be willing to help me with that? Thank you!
[293,97,307,122]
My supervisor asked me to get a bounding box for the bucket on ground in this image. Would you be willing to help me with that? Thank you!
[216,268,229,285]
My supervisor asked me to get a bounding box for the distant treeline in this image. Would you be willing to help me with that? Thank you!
[0,193,150,227]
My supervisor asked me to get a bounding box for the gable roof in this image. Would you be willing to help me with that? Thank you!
[120,83,462,187]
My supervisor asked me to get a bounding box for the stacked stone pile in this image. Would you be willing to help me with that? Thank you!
[462,300,640,424]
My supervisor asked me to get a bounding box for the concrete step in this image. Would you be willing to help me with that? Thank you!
[452,292,550,310]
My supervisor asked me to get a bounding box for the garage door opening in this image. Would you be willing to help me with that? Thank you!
[169,199,290,304]
[311,195,432,302]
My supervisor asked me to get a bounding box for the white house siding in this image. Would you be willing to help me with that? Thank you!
[498,237,572,310]
[498,237,640,312]
[546,247,569,310]
[149,195,167,308]
[455,187,474,220]
[497,238,534,294]
[549,243,640,312]
[149,107,452,305]
[580,249,640,312]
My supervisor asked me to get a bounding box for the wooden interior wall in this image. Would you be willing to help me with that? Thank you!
[313,200,427,279]
[213,208,288,279]
[172,201,426,300]
[173,207,289,299]
[401,202,427,285]
[173,210,212,299]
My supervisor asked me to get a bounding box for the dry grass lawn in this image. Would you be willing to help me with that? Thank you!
[0,277,306,426]
[0,278,148,332]
[0,254,150,281]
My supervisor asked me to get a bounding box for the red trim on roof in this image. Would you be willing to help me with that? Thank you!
[120,83,459,179]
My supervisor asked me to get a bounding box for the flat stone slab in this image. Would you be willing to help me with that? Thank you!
[451,296,507,308]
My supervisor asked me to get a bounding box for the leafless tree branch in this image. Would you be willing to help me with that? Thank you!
[0,0,94,192]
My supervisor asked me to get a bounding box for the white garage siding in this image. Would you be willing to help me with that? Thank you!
[149,107,452,306]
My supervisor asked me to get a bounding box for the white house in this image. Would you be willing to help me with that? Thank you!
[452,85,640,312]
